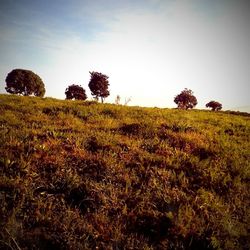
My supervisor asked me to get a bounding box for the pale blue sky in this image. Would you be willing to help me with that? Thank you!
[0,0,249,110]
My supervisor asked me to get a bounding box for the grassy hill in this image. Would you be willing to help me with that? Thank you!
[0,94,249,250]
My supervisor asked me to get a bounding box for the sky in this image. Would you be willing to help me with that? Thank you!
[0,0,249,110]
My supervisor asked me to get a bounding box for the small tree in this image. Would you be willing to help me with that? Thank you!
[124,97,132,106]
[5,69,45,97]
[115,95,121,105]
[174,88,197,110]
[88,71,110,103]
[65,84,87,100]
[206,101,222,111]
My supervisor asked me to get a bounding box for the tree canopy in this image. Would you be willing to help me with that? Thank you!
[88,71,110,103]
[65,84,87,100]
[5,69,45,97]
[174,88,197,110]
[206,101,222,111]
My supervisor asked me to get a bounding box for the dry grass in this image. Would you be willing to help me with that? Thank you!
[0,94,249,249]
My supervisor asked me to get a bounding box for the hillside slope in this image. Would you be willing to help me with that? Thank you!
[0,94,249,250]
